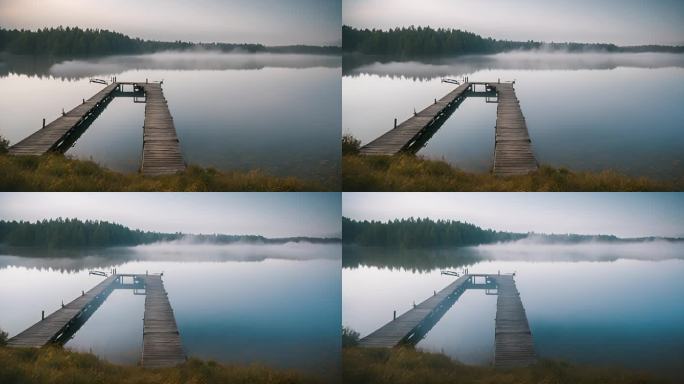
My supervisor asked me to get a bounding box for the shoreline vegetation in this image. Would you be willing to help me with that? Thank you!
[0,152,332,192]
[0,345,324,384]
[0,218,341,250]
[342,25,684,58]
[0,26,340,57]
[342,346,673,384]
[342,135,681,191]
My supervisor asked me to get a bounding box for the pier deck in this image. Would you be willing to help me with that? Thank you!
[8,82,186,176]
[359,275,470,348]
[359,82,471,156]
[491,275,537,368]
[7,275,118,347]
[359,273,537,368]
[359,81,538,176]
[141,274,186,368]
[8,83,119,156]
[8,273,185,368]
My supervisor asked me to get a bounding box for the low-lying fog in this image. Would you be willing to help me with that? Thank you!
[344,51,684,79]
[0,240,341,272]
[0,50,341,80]
[472,237,684,262]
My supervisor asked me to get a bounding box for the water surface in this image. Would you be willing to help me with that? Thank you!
[0,52,341,184]
[0,241,341,377]
[343,52,684,179]
[342,240,684,378]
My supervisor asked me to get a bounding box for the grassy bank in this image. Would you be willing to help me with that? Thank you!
[343,347,672,384]
[0,346,323,384]
[0,153,328,191]
[342,154,680,191]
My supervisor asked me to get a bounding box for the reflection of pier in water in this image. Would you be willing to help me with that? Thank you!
[8,81,186,176]
[359,81,538,176]
[358,273,537,369]
[7,273,186,368]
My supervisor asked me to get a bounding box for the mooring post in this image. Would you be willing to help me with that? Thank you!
[82,290,85,296]
[394,118,397,129]
[434,98,437,104]
[42,118,45,128]
[413,108,417,116]
[434,290,436,296]
[41,310,44,321]
[393,310,396,320]
[82,98,85,104]
[413,300,416,308]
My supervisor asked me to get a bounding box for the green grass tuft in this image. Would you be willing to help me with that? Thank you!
[343,154,681,191]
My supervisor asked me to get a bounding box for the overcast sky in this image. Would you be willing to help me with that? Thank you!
[0,193,341,238]
[343,193,684,238]
[0,0,341,45]
[344,0,684,46]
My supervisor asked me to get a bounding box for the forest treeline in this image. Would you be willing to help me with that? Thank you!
[342,217,524,248]
[0,218,175,248]
[342,25,684,57]
[0,218,339,249]
[0,27,339,57]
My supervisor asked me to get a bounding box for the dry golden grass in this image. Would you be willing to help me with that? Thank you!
[0,154,328,191]
[342,154,681,191]
[343,347,672,384]
[0,346,324,384]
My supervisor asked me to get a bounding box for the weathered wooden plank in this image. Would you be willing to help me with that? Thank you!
[137,83,186,176]
[492,275,537,368]
[7,275,118,347]
[491,83,538,176]
[141,275,185,368]
[8,83,119,155]
[359,275,471,348]
[360,83,471,155]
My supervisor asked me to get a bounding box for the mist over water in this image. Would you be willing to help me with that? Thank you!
[344,51,684,79]
[343,51,684,179]
[471,238,684,262]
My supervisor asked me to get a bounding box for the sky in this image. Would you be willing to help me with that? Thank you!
[0,193,341,238]
[343,193,684,238]
[0,0,341,46]
[344,0,684,45]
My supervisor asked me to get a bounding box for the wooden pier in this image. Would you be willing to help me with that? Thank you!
[491,275,537,368]
[8,83,119,156]
[136,83,186,176]
[141,274,186,368]
[359,273,537,368]
[489,83,538,176]
[359,81,538,176]
[8,273,185,368]
[7,275,119,348]
[8,82,186,176]
[359,275,471,348]
[360,82,470,156]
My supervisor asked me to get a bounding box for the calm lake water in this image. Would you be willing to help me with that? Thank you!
[343,52,684,180]
[342,240,684,379]
[0,241,341,377]
[0,52,341,185]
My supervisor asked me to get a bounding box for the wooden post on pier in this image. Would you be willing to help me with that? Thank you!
[393,310,396,320]
[42,118,45,128]
[394,118,397,129]
[41,310,44,321]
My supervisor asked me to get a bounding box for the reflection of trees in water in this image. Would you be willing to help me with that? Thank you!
[342,52,684,81]
[0,52,341,81]
[0,243,341,273]
[343,245,485,272]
